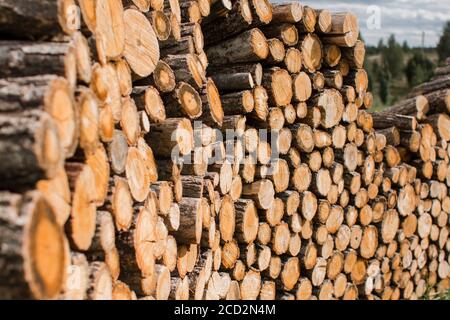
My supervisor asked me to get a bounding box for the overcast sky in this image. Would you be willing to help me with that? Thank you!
[294,0,450,47]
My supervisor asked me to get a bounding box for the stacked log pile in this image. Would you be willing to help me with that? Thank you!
[0,0,448,300]
[371,60,450,299]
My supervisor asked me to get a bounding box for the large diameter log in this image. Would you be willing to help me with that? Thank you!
[0,191,67,299]
[0,75,78,157]
[123,9,160,77]
[146,118,194,157]
[0,0,79,38]
[0,111,62,189]
[206,28,269,66]
[172,197,204,244]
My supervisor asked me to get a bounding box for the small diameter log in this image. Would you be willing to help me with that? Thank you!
[320,12,359,47]
[221,90,255,115]
[207,28,269,66]
[201,0,252,46]
[261,23,298,46]
[146,118,194,157]
[266,38,286,64]
[341,40,365,69]
[284,48,303,74]
[242,180,275,210]
[172,197,204,244]
[292,72,312,102]
[313,89,345,129]
[271,2,303,24]
[300,33,323,73]
[148,10,172,41]
[125,147,150,202]
[164,54,205,89]
[262,67,293,107]
[66,163,97,251]
[132,85,166,123]
[235,199,259,244]
[240,270,261,300]
[209,63,263,87]
[162,82,202,119]
[151,60,176,93]
[201,78,224,127]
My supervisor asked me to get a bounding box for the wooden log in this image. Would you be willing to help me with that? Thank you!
[87,262,113,300]
[0,0,81,38]
[234,199,259,244]
[0,111,62,189]
[172,197,204,244]
[262,67,293,107]
[162,82,202,119]
[297,6,316,33]
[284,47,302,74]
[250,0,273,25]
[0,41,78,89]
[299,33,322,73]
[266,38,286,64]
[200,78,224,127]
[95,0,125,60]
[261,23,298,46]
[206,28,269,66]
[91,63,122,122]
[202,0,252,46]
[0,75,78,157]
[271,2,303,24]
[320,12,359,47]
[0,191,67,299]
[242,179,275,210]
[146,118,194,157]
[164,53,205,89]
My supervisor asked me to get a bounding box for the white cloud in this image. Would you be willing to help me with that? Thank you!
[294,0,450,46]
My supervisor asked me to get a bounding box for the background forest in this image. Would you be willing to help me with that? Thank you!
[366,21,450,111]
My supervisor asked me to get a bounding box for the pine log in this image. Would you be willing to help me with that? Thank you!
[0,191,67,299]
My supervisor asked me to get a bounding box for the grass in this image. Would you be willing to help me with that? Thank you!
[422,289,450,300]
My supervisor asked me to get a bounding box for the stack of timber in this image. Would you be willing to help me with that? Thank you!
[0,0,448,300]
[370,59,450,299]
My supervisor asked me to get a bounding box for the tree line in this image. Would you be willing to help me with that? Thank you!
[365,21,450,109]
